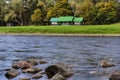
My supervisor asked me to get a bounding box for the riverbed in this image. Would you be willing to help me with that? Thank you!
[0,35,120,80]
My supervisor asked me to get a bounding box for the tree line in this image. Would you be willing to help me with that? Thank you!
[0,0,120,26]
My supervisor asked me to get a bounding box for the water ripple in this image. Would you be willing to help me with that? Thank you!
[0,36,119,80]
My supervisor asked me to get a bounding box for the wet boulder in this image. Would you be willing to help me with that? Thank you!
[22,67,42,73]
[19,77,30,80]
[99,60,115,68]
[5,69,20,79]
[45,63,74,79]
[12,61,33,69]
[109,71,120,80]
[12,62,21,69]
[38,59,47,64]
[34,67,43,73]
[22,67,35,73]
[27,59,47,65]
[50,73,65,80]
[27,59,38,65]
[32,72,43,79]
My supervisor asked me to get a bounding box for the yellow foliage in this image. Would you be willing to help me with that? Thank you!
[31,8,43,24]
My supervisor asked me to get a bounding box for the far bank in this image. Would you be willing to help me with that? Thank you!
[0,24,120,36]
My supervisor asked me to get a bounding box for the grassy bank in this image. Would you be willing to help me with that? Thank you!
[0,24,120,35]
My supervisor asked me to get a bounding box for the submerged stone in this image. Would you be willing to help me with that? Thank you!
[12,61,32,69]
[22,67,35,73]
[5,69,20,79]
[50,73,65,80]
[109,71,120,80]
[19,77,30,80]
[32,72,43,79]
[45,63,74,79]
[99,60,115,68]
[38,59,47,64]
[27,59,38,65]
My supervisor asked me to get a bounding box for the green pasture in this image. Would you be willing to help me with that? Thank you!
[0,24,120,34]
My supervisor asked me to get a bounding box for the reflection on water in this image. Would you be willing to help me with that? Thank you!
[0,35,120,80]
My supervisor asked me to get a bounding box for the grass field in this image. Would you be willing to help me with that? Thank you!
[0,24,120,35]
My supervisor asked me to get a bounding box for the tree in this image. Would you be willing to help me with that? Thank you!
[37,0,47,17]
[92,0,101,4]
[31,8,44,25]
[31,0,47,25]
[75,0,118,24]
[4,0,26,26]
[1,0,120,26]
[4,0,38,26]
[0,0,6,25]
[75,0,94,24]
[93,0,118,24]
[116,0,120,22]
[47,0,73,19]
[23,0,38,25]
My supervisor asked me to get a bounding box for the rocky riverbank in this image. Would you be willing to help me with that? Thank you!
[4,59,74,80]
[1,59,120,80]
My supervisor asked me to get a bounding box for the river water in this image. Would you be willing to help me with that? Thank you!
[0,35,120,80]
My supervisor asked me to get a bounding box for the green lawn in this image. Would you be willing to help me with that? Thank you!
[0,24,120,34]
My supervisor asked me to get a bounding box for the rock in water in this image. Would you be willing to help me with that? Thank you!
[5,69,20,79]
[38,59,47,64]
[99,60,115,68]
[32,72,43,79]
[19,77,30,80]
[22,67,35,73]
[50,73,65,80]
[12,61,32,69]
[45,63,74,79]
[27,59,38,65]
[34,67,43,73]
[22,67,42,73]
[109,71,120,80]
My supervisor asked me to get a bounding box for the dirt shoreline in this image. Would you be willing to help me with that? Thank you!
[0,33,120,36]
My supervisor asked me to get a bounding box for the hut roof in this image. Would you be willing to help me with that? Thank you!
[58,16,74,22]
[50,18,58,22]
[74,17,84,22]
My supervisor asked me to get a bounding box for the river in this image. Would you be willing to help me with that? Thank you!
[0,35,120,80]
